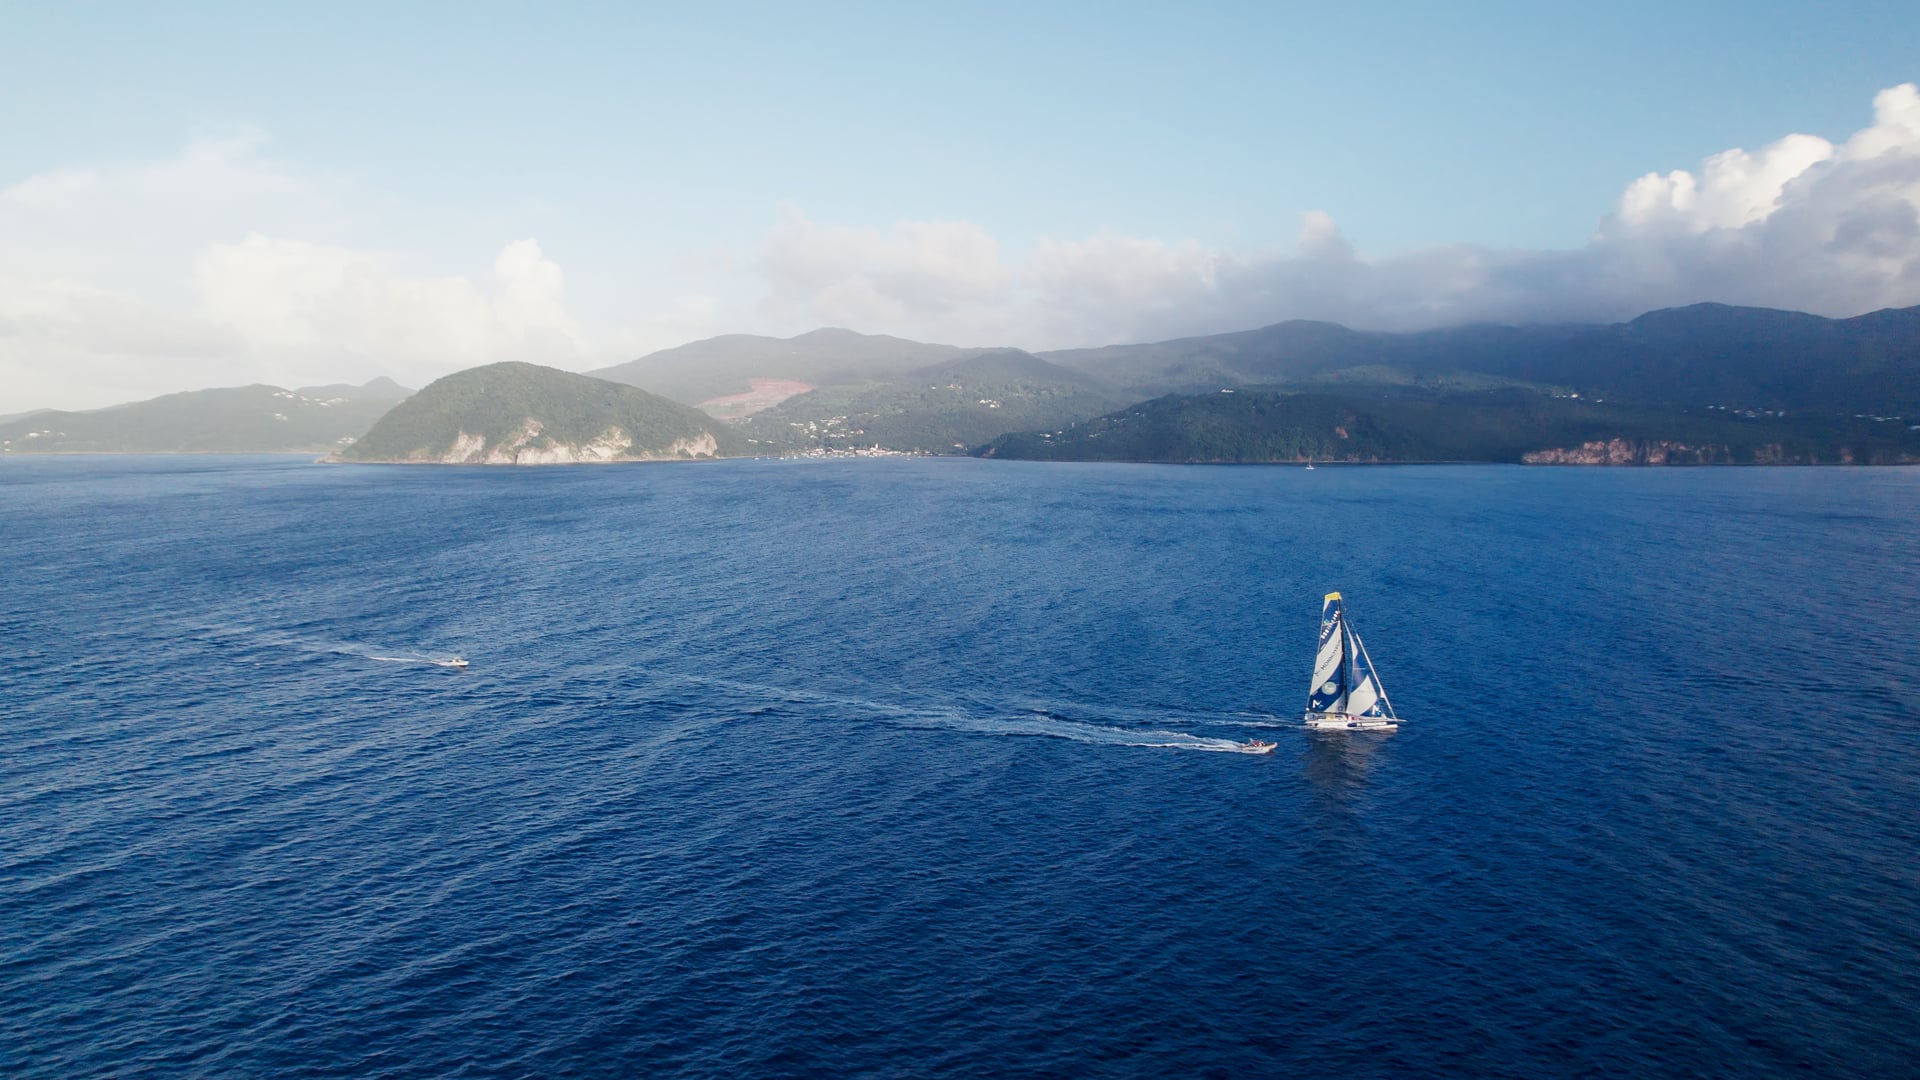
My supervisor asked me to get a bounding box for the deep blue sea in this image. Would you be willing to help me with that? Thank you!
[4,456,1919,1078]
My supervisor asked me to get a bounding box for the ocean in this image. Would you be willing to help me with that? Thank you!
[4,455,1918,1077]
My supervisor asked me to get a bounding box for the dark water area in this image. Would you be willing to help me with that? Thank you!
[4,455,1918,1078]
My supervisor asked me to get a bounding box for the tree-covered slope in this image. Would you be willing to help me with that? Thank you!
[589,327,965,405]
[1039,320,1412,397]
[0,379,412,454]
[737,348,1127,454]
[1038,303,1920,416]
[974,387,1920,465]
[340,362,746,463]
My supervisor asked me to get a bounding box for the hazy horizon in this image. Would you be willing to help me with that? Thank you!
[4,4,1918,412]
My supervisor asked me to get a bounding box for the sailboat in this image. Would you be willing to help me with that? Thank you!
[1304,592,1401,731]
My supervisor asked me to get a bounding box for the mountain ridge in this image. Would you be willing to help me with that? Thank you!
[589,327,968,406]
[1037,302,1920,414]
[0,378,413,454]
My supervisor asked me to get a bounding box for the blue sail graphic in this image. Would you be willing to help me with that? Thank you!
[1306,592,1348,713]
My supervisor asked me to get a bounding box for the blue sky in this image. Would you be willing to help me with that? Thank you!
[3,2,1918,409]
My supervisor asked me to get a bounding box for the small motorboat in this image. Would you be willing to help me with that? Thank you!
[1243,739,1277,754]
[438,657,469,669]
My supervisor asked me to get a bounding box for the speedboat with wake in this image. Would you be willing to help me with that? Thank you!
[436,657,469,669]
[1303,592,1401,731]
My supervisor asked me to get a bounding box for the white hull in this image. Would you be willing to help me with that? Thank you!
[1303,711,1398,731]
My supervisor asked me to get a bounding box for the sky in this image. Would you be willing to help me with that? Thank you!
[3,1,1918,412]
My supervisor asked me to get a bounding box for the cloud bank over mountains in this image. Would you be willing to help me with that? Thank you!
[4,85,1918,411]
[767,83,1920,347]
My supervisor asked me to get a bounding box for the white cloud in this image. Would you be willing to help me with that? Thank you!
[1018,233,1230,345]
[192,233,584,386]
[492,238,581,343]
[0,278,251,411]
[0,137,593,411]
[0,133,333,305]
[1613,134,1837,234]
[1295,210,1354,261]
[1582,82,1920,317]
[758,205,1006,336]
[0,279,238,358]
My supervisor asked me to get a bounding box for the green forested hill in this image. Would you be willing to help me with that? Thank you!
[340,362,746,463]
[974,387,1920,465]
[737,348,1126,453]
[0,379,411,454]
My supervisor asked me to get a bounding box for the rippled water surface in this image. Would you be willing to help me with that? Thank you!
[5,456,1918,1077]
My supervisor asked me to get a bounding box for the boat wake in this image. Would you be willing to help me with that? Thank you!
[925,709,1268,753]
[976,708,1279,753]
[645,672,1270,753]
[174,621,467,669]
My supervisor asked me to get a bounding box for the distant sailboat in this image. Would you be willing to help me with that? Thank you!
[1304,592,1400,731]
[1305,457,1315,470]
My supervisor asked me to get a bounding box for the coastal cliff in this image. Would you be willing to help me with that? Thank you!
[408,423,721,465]
[1522,438,1919,465]
[1522,439,1735,465]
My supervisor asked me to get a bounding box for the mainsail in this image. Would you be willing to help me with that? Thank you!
[1307,593,1349,713]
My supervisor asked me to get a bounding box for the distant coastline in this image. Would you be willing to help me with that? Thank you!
[4,448,1912,467]
[9,303,1919,466]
